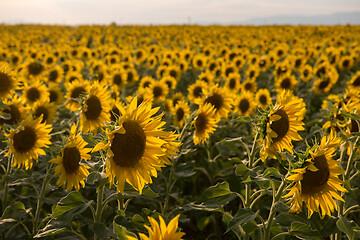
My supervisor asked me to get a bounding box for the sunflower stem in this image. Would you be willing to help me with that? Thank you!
[94,185,104,240]
[2,154,13,212]
[32,168,51,235]
[264,178,286,240]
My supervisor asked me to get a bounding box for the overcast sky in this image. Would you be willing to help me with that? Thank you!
[1,0,360,25]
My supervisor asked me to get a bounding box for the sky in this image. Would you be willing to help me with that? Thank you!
[0,0,360,25]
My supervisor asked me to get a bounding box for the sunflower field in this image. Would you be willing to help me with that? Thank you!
[0,24,360,240]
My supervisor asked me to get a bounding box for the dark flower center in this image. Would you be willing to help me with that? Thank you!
[71,87,86,99]
[318,78,330,90]
[34,106,49,123]
[49,90,59,103]
[153,86,163,98]
[2,105,21,125]
[350,119,359,133]
[195,113,208,134]
[0,72,13,94]
[193,86,203,98]
[111,120,146,167]
[176,108,185,122]
[169,70,177,79]
[352,76,360,87]
[13,126,37,153]
[113,74,123,86]
[229,79,236,89]
[196,60,203,67]
[244,82,253,91]
[110,106,120,122]
[27,88,40,103]
[259,95,267,105]
[48,70,59,82]
[84,95,102,120]
[205,93,223,111]
[342,59,349,67]
[270,109,289,143]
[62,147,81,174]
[280,78,291,89]
[301,155,330,195]
[127,72,134,82]
[28,62,44,76]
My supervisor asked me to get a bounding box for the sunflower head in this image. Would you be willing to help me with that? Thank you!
[6,116,52,170]
[0,62,17,99]
[284,130,346,218]
[193,103,218,145]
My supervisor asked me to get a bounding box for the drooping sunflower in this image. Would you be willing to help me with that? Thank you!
[234,92,256,117]
[79,81,111,133]
[64,79,91,111]
[93,97,176,194]
[260,90,305,161]
[283,130,346,218]
[193,103,218,145]
[50,124,91,191]
[312,70,338,94]
[0,62,18,99]
[6,116,52,170]
[127,214,185,240]
[198,85,233,121]
[22,80,49,106]
[172,100,190,129]
[255,88,272,109]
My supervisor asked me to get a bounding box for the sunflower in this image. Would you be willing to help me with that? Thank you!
[241,79,258,93]
[192,54,207,70]
[160,75,177,91]
[48,83,64,106]
[260,90,305,161]
[50,124,91,191]
[125,68,139,86]
[187,80,208,104]
[139,76,155,91]
[22,80,49,106]
[10,52,23,67]
[165,65,181,81]
[0,93,26,126]
[172,100,190,128]
[275,74,298,93]
[6,116,52,170]
[234,92,256,117]
[23,60,46,81]
[246,65,259,81]
[64,79,91,111]
[43,54,57,68]
[127,214,185,240]
[46,65,64,84]
[65,71,83,84]
[79,81,111,133]
[0,62,18,99]
[109,68,128,91]
[255,89,272,109]
[283,130,346,218]
[347,71,360,91]
[301,65,313,82]
[149,81,169,104]
[92,97,176,194]
[193,103,218,145]
[32,100,57,123]
[338,55,354,71]
[312,71,338,94]
[198,85,233,121]
[198,71,215,86]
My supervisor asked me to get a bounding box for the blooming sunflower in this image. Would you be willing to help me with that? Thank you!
[160,75,177,91]
[50,124,91,191]
[0,62,18,99]
[241,79,257,93]
[0,93,26,126]
[6,116,52,170]
[48,83,64,106]
[283,130,346,218]
[22,80,49,106]
[193,103,218,145]
[255,89,272,110]
[32,100,57,123]
[187,80,208,104]
[301,65,313,82]
[46,65,64,84]
[109,68,128,91]
[93,97,176,194]
[224,72,241,94]
[275,74,298,93]
[127,214,185,240]
[260,90,305,161]
[347,71,360,91]
[234,92,256,117]
[198,85,233,121]
[149,81,169,104]
[312,71,338,94]
[23,60,46,81]
[64,79,91,111]
[172,100,190,128]
[79,81,111,133]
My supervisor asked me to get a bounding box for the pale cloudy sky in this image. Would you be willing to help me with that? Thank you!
[0,0,360,25]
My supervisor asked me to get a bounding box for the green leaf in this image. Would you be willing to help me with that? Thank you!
[290,221,322,240]
[290,221,310,232]
[196,181,235,206]
[51,192,85,219]
[226,208,259,233]
[113,216,137,239]
[235,164,249,176]
[33,228,68,238]
[1,202,28,220]
[337,216,358,240]
[142,186,159,198]
[263,168,282,178]
[86,171,107,186]
[173,162,196,178]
